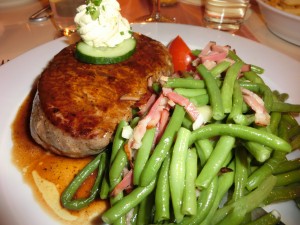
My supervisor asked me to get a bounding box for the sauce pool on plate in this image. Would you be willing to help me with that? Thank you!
[11,90,108,225]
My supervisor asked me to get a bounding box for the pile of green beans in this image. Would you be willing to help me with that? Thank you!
[60,49,300,225]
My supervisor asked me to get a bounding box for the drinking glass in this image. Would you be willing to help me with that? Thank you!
[138,0,176,22]
[49,0,85,36]
[204,0,250,32]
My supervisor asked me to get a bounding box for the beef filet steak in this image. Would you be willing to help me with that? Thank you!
[30,33,173,158]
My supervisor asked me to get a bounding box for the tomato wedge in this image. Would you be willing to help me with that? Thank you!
[168,35,195,72]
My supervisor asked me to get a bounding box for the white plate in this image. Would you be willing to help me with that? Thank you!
[0,23,299,225]
[256,0,300,46]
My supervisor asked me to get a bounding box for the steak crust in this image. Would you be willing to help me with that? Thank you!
[30,33,173,158]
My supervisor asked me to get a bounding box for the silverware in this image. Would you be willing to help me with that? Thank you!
[29,5,51,22]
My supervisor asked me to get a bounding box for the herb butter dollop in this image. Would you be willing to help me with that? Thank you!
[75,0,132,48]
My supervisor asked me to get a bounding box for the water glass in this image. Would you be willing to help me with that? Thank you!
[49,0,85,36]
[204,0,250,32]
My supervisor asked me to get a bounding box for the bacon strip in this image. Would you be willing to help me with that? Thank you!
[137,93,157,116]
[241,88,270,126]
[162,88,200,121]
[124,94,169,163]
[155,109,170,144]
[110,169,133,197]
[199,41,230,64]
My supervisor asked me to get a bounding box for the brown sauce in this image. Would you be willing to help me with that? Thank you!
[11,89,109,225]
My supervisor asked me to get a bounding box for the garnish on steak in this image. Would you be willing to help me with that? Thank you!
[30,33,173,158]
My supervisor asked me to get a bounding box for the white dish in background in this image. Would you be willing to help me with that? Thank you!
[256,0,300,46]
[0,23,300,225]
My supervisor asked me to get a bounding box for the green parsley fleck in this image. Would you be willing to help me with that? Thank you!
[93,0,102,6]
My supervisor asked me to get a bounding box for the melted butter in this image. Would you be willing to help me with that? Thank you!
[11,90,108,225]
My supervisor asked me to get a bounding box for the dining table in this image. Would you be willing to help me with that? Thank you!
[0,0,299,64]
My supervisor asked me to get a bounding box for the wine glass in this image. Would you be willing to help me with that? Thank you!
[138,0,176,22]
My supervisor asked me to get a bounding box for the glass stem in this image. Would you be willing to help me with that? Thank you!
[152,0,161,20]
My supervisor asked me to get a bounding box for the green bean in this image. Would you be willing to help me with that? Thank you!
[182,115,193,130]
[281,113,299,127]
[152,82,162,94]
[243,141,272,163]
[189,124,291,152]
[278,119,290,141]
[61,152,107,210]
[192,49,201,56]
[189,94,210,107]
[130,206,139,225]
[182,148,197,216]
[179,176,218,225]
[246,151,286,191]
[271,101,300,112]
[174,88,207,97]
[109,145,128,189]
[273,158,300,174]
[246,210,281,225]
[99,159,110,200]
[111,120,128,163]
[263,183,300,205]
[195,136,235,189]
[140,105,185,187]
[242,100,250,113]
[137,192,155,225]
[99,174,110,200]
[227,50,264,74]
[232,147,249,201]
[233,114,255,126]
[209,60,231,77]
[288,125,300,140]
[130,116,140,128]
[273,90,289,102]
[110,216,125,225]
[223,150,234,168]
[250,64,265,74]
[212,175,277,225]
[169,127,191,222]
[110,176,124,206]
[228,49,244,62]
[200,161,235,225]
[101,179,156,224]
[291,133,300,150]
[197,64,225,120]
[165,77,205,89]
[243,71,265,84]
[113,215,126,225]
[221,60,244,113]
[275,169,300,186]
[195,139,214,166]
[268,111,282,135]
[216,207,247,225]
[154,155,171,223]
[239,82,273,113]
[133,128,156,185]
[227,81,243,123]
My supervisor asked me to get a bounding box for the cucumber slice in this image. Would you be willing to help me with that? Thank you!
[75,37,136,64]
